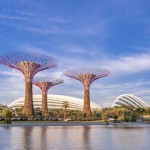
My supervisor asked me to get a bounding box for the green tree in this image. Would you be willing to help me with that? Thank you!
[14,107,23,117]
[0,104,7,117]
[62,101,69,120]
[2,109,12,124]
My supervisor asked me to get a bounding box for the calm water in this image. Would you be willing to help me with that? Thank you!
[0,124,150,150]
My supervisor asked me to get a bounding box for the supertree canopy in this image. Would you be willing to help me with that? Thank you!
[65,67,110,115]
[33,77,63,114]
[0,51,57,116]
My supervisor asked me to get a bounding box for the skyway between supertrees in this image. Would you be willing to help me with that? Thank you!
[0,51,57,116]
[33,77,64,114]
[65,67,110,115]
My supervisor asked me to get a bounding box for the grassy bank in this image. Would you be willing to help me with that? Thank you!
[0,120,147,127]
[0,121,5,124]
[0,120,107,126]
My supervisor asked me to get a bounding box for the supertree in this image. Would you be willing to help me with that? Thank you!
[0,51,57,116]
[65,67,110,115]
[33,77,64,114]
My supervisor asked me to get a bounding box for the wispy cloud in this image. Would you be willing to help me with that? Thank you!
[0,9,109,36]
[0,14,30,21]
[18,23,107,36]
[0,74,24,104]
[0,70,21,77]
[104,53,150,76]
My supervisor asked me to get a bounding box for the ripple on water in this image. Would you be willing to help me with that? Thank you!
[0,124,150,150]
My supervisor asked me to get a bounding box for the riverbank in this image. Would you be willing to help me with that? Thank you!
[0,121,105,127]
[1,121,150,127]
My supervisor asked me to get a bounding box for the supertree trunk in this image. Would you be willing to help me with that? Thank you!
[83,79,91,115]
[23,81,34,116]
[42,90,48,114]
[18,62,40,116]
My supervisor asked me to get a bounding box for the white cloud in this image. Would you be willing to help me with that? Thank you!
[0,10,109,36]
[0,70,21,77]
[0,75,25,104]
[104,54,150,76]
[0,14,29,21]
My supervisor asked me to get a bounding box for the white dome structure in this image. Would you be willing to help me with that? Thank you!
[112,94,148,109]
[8,95,101,111]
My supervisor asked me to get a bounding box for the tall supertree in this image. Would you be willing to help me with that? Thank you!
[33,77,63,114]
[65,67,110,115]
[0,51,57,116]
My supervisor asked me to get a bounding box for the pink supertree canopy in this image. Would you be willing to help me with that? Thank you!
[33,77,64,90]
[64,67,110,84]
[0,51,58,78]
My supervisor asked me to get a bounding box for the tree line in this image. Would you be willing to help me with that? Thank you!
[1,102,150,124]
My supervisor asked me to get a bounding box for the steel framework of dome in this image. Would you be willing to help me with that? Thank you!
[112,94,148,109]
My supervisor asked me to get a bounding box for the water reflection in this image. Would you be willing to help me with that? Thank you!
[0,125,150,150]
[40,127,48,149]
[23,127,33,150]
[111,128,150,150]
[82,126,91,150]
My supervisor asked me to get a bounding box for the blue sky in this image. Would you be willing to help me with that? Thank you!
[0,0,150,106]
